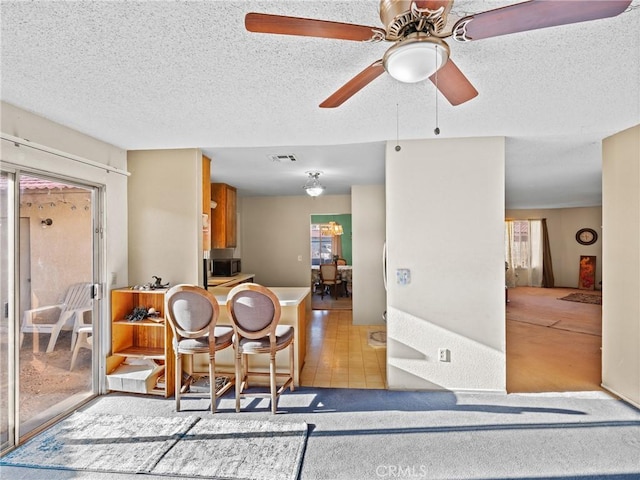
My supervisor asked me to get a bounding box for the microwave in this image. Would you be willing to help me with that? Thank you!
[211,258,241,277]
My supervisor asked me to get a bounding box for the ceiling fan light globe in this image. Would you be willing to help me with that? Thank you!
[383,35,450,83]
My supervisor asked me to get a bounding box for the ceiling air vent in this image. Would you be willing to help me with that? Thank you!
[268,154,298,162]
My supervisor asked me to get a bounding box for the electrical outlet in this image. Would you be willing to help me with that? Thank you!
[438,348,450,362]
[297,255,302,262]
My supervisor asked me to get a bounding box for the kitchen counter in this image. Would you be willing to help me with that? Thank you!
[207,273,255,287]
[210,286,310,307]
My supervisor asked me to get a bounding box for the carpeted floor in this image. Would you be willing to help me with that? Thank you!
[2,388,639,480]
[507,287,601,336]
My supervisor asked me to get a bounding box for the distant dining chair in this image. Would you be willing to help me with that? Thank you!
[319,263,342,300]
[20,282,93,353]
[226,283,294,414]
[165,284,234,413]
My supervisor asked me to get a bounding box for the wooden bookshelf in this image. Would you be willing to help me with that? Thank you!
[107,288,174,397]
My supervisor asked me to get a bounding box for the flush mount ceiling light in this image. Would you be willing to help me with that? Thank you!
[303,171,326,197]
[382,33,449,83]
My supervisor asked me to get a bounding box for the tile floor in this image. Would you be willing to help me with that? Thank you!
[300,309,387,389]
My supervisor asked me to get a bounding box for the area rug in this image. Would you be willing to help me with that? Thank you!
[311,295,352,311]
[152,417,307,479]
[559,293,602,305]
[0,411,308,480]
[368,330,387,348]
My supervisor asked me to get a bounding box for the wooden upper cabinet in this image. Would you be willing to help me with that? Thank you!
[202,155,211,216]
[211,183,237,248]
[202,155,212,250]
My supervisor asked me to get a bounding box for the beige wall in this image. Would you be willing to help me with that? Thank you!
[239,195,351,287]
[602,124,640,408]
[386,137,506,392]
[505,207,603,289]
[127,149,203,287]
[352,185,386,325]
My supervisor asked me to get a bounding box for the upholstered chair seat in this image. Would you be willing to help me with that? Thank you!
[235,325,293,353]
[176,327,233,352]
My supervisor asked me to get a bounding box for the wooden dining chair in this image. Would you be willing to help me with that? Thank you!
[319,263,342,300]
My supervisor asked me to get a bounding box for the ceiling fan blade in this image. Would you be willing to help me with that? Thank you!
[429,60,478,106]
[453,0,631,42]
[245,13,385,42]
[320,61,386,108]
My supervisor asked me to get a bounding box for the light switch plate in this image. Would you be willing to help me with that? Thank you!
[396,268,410,285]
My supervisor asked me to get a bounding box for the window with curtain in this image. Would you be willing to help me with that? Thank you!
[505,219,543,287]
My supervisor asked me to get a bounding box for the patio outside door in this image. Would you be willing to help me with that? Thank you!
[1,171,16,452]
[0,170,100,451]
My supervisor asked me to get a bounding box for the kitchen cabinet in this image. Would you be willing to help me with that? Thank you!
[202,155,212,255]
[211,182,237,248]
[106,288,174,397]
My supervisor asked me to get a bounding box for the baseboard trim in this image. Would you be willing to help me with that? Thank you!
[601,383,640,409]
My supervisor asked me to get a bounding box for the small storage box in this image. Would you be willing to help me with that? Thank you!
[107,359,165,394]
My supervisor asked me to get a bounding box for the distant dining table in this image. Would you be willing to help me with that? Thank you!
[311,265,352,297]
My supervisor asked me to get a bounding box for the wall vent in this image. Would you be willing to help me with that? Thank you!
[268,154,298,162]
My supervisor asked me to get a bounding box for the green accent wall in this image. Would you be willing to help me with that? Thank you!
[311,214,352,265]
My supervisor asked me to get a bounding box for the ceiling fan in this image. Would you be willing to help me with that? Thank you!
[245,0,631,108]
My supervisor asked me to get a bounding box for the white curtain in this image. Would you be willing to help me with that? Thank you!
[504,221,516,288]
[331,234,342,259]
[529,220,543,287]
[505,219,543,287]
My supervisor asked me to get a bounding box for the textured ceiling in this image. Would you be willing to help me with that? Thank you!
[1,1,639,208]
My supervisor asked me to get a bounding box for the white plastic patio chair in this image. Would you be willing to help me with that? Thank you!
[69,322,92,370]
[20,282,93,353]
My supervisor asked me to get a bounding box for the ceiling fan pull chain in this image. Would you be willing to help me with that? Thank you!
[395,101,401,152]
[395,82,401,152]
[434,45,440,136]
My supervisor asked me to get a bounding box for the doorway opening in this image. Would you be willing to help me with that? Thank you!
[505,219,602,393]
[310,214,352,311]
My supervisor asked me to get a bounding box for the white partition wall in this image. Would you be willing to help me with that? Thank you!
[385,137,506,392]
[352,185,386,325]
[602,124,640,408]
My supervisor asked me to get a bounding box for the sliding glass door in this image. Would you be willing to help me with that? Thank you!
[1,171,16,451]
[0,168,101,451]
